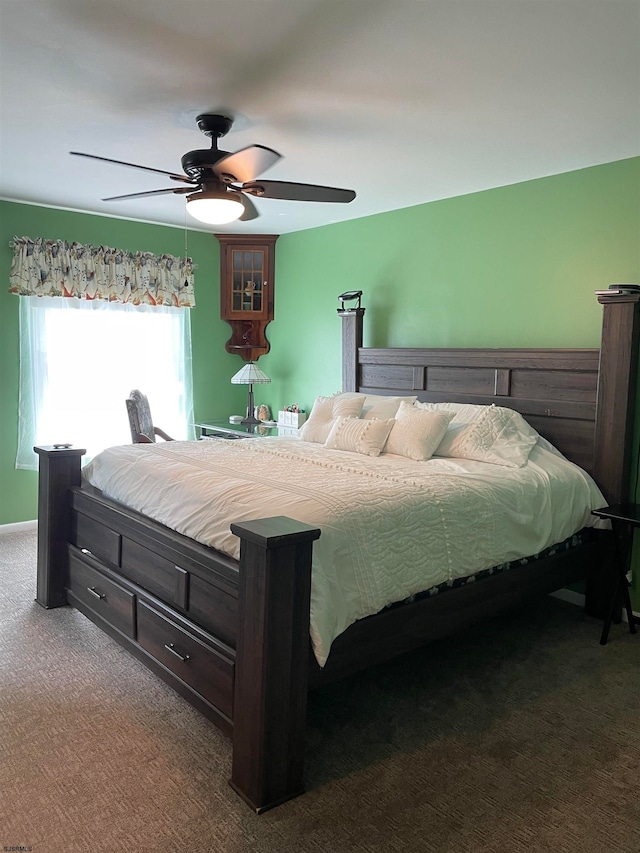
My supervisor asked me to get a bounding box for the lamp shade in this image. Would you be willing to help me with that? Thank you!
[230,363,271,385]
[186,190,245,225]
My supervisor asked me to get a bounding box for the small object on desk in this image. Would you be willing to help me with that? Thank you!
[229,415,243,423]
[278,409,306,428]
[591,504,639,645]
[255,404,272,422]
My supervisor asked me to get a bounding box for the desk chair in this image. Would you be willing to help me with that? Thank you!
[126,390,174,444]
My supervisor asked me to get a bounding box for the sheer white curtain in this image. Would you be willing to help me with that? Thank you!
[17,296,194,469]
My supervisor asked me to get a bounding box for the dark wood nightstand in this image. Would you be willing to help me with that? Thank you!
[591,504,639,645]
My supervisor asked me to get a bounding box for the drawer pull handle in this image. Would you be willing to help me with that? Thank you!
[164,643,190,662]
[86,586,105,600]
[81,548,93,556]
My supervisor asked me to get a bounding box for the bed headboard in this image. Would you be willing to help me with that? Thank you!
[339,294,640,506]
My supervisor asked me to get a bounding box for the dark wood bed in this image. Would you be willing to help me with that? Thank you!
[35,291,639,812]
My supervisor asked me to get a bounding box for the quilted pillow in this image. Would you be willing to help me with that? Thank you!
[440,404,538,467]
[384,403,454,461]
[414,401,484,455]
[299,394,364,444]
[324,417,394,457]
[360,394,418,420]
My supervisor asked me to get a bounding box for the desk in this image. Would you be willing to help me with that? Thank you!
[591,503,639,644]
[195,420,279,440]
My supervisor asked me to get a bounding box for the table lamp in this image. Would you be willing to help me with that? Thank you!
[231,362,271,425]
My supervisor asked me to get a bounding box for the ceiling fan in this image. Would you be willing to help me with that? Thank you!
[71,114,356,225]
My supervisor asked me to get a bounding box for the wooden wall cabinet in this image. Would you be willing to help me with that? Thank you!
[216,234,278,362]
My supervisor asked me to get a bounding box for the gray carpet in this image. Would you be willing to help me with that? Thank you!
[1,529,639,853]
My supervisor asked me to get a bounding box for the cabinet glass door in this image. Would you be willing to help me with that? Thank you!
[232,249,264,313]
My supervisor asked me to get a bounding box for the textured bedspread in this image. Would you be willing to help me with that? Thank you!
[82,437,605,665]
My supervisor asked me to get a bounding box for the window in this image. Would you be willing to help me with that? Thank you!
[17,297,194,469]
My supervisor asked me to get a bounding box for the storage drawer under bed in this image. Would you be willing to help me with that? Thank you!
[67,547,136,639]
[136,600,235,719]
[71,508,239,649]
[73,511,122,568]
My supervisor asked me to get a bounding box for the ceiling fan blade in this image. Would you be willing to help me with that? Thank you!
[242,180,356,203]
[211,145,282,183]
[71,151,194,184]
[102,187,195,201]
[239,194,260,222]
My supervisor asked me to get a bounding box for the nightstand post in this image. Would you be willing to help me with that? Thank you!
[592,293,639,505]
[586,293,640,620]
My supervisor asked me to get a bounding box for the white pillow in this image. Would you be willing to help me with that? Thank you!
[437,404,538,467]
[299,394,364,444]
[324,417,394,457]
[360,394,417,420]
[384,403,454,461]
[416,401,538,464]
[415,401,488,456]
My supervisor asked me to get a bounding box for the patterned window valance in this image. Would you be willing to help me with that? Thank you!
[9,236,196,307]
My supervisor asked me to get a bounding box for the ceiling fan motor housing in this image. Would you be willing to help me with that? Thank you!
[181,115,235,179]
[181,148,229,179]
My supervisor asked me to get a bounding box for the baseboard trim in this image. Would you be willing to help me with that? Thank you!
[550,589,640,623]
[0,519,37,534]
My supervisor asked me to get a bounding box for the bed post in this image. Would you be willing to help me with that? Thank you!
[33,445,86,608]
[587,293,640,619]
[338,305,365,392]
[229,516,321,813]
[593,292,640,504]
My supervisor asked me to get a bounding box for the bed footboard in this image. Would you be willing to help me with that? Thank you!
[34,445,321,814]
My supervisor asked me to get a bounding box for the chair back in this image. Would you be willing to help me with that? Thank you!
[126,390,155,443]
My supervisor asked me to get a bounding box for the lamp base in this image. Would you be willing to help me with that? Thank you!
[241,384,260,425]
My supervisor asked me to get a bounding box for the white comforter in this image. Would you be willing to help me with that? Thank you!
[82,437,605,665]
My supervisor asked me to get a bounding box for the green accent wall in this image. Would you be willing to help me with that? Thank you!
[1,158,639,606]
[0,201,245,524]
[267,158,639,397]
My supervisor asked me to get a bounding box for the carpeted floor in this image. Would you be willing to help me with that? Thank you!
[1,529,639,853]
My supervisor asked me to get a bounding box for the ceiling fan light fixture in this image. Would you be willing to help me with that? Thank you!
[185,189,244,224]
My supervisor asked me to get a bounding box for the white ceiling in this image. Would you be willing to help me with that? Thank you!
[1,0,638,236]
